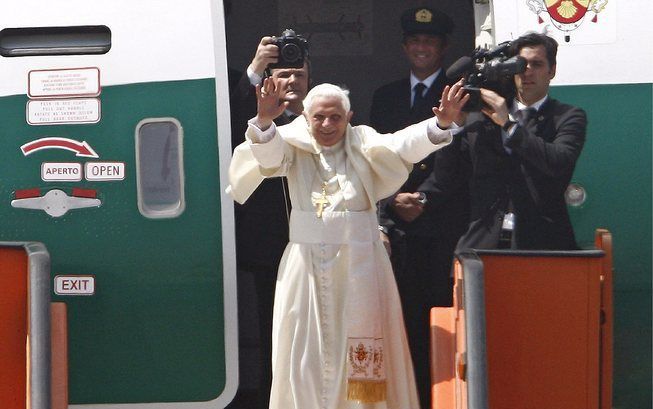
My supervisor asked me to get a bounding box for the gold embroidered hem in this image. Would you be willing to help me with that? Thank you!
[347,380,387,403]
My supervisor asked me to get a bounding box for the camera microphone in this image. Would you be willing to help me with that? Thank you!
[446,55,474,79]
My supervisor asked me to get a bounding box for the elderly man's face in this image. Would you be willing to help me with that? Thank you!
[304,96,353,147]
[271,62,309,103]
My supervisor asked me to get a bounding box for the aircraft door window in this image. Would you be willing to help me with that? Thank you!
[0,25,111,57]
[135,118,185,219]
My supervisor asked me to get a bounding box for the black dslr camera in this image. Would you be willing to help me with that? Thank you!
[269,29,309,69]
[446,41,526,111]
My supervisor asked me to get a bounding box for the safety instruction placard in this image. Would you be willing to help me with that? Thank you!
[28,67,101,98]
[27,98,101,125]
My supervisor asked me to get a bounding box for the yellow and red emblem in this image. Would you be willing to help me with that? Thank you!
[415,8,433,23]
[545,0,590,24]
[527,0,609,40]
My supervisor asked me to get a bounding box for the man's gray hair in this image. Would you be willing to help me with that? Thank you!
[303,83,351,113]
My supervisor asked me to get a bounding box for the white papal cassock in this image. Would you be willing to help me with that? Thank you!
[228,115,451,409]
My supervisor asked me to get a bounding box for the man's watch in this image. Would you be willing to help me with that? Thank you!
[502,120,517,132]
[378,225,390,235]
[417,192,428,205]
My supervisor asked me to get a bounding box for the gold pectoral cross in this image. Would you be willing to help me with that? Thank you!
[314,182,330,218]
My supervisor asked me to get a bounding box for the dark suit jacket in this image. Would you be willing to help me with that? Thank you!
[370,71,470,408]
[455,97,587,250]
[371,72,469,240]
[230,72,292,272]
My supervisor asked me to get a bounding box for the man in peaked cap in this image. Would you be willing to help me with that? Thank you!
[370,6,470,409]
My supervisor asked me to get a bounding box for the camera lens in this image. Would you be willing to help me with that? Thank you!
[280,43,301,63]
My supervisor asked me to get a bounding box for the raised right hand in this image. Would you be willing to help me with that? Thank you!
[255,77,289,129]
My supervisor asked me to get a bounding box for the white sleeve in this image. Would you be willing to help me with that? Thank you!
[246,117,277,144]
[386,119,452,163]
[246,65,264,86]
[426,117,455,145]
[245,120,285,170]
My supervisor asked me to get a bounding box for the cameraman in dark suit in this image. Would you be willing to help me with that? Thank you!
[227,32,309,409]
[438,32,586,251]
[370,8,470,409]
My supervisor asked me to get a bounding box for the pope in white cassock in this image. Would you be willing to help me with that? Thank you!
[227,79,468,409]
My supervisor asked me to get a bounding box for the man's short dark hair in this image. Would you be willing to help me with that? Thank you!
[269,59,312,88]
[510,32,558,67]
[270,57,311,76]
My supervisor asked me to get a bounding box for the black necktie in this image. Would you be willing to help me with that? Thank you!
[412,83,427,111]
[517,107,537,126]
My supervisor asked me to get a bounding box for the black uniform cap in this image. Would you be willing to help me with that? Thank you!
[401,7,454,36]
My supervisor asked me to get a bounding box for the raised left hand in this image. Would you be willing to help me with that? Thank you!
[433,79,469,128]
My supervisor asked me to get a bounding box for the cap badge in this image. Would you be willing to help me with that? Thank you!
[415,9,433,23]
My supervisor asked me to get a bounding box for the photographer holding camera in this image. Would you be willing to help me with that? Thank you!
[227,29,309,409]
[436,32,587,251]
[231,29,309,130]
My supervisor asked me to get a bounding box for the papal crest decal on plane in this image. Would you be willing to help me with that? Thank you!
[527,0,609,41]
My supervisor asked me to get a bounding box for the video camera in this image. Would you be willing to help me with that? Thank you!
[446,41,526,111]
[268,29,309,69]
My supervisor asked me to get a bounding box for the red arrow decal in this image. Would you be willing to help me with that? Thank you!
[20,137,99,158]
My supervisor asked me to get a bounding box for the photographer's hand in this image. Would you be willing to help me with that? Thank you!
[249,36,280,77]
[255,77,288,130]
[433,79,469,128]
[480,88,510,127]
